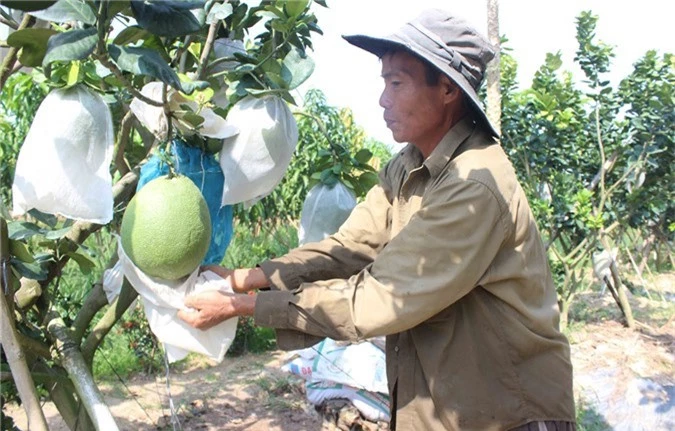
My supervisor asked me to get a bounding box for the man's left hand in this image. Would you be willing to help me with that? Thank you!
[177,290,256,330]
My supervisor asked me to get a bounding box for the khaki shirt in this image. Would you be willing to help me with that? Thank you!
[256,117,575,430]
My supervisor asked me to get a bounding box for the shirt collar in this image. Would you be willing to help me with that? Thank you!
[397,116,476,177]
[425,116,476,178]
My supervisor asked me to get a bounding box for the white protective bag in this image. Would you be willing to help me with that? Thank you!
[12,85,115,224]
[219,95,298,206]
[129,82,239,141]
[298,182,357,245]
[112,238,238,363]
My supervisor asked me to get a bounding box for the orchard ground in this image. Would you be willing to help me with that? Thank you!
[5,273,674,430]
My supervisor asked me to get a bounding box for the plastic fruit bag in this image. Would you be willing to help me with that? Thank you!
[115,238,237,363]
[129,82,238,141]
[298,181,357,245]
[219,95,298,206]
[12,85,114,224]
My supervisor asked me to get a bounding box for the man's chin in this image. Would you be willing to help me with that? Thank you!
[390,132,407,143]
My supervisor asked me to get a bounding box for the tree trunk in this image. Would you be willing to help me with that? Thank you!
[486,0,501,135]
[1,218,50,431]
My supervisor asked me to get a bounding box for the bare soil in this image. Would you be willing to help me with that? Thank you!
[5,274,674,430]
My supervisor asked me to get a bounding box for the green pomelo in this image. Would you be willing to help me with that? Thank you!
[120,175,211,280]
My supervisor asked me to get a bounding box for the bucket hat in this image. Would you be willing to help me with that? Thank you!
[343,9,499,138]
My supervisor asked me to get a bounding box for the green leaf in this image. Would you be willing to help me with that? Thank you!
[130,0,206,38]
[281,46,314,90]
[0,202,11,220]
[108,44,182,90]
[320,169,338,186]
[66,61,80,86]
[10,258,48,281]
[181,112,205,128]
[66,251,95,274]
[0,0,57,12]
[108,0,131,17]
[31,0,96,25]
[357,171,379,190]
[354,148,372,164]
[44,226,72,240]
[14,261,49,282]
[285,0,309,17]
[112,25,153,46]
[42,27,97,67]
[7,28,58,67]
[27,209,58,228]
[9,240,34,263]
[180,79,210,95]
[206,1,232,24]
[7,221,43,240]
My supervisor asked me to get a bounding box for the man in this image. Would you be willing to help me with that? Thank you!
[179,9,576,430]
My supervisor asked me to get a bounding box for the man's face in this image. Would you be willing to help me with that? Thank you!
[379,51,451,147]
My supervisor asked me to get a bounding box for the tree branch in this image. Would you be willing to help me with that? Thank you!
[72,282,109,343]
[82,278,138,365]
[47,313,120,430]
[197,21,221,80]
[95,54,165,106]
[114,111,134,176]
[0,14,18,30]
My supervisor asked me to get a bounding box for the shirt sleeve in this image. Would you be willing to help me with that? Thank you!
[255,178,507,343]
[258,181,393,291]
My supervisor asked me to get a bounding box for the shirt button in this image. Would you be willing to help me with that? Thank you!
[394,346,399,353]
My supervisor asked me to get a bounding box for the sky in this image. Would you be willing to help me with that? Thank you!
[297,0,675,148]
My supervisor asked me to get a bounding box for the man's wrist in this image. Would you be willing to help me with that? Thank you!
[234,293,256,316]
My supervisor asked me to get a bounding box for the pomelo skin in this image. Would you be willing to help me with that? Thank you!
[121,175,211,280]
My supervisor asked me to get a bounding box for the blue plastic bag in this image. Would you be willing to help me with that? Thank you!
[137,139,233,265]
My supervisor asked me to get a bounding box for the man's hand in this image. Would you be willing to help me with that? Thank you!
[200,265,269,294]
[177,290,256,330]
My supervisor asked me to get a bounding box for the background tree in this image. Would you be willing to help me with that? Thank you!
[500,11,673,327]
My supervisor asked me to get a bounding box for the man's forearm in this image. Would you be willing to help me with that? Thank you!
[233,267,269,293]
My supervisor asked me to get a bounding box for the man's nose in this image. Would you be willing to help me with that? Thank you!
[379,89,391,109]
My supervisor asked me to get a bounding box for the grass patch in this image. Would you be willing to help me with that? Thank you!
[254,374,306,411]
[93,305,162,381]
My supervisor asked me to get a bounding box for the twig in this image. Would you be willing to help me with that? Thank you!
[0,15,18,30]
[0,14,34,91]
[114,111,134,176]
[175,35,193,73]
[197,21,221,80]
[0,7,18,29]
[95,54,164,106]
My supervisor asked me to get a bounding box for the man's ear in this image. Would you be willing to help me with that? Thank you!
[440,76,461,103]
